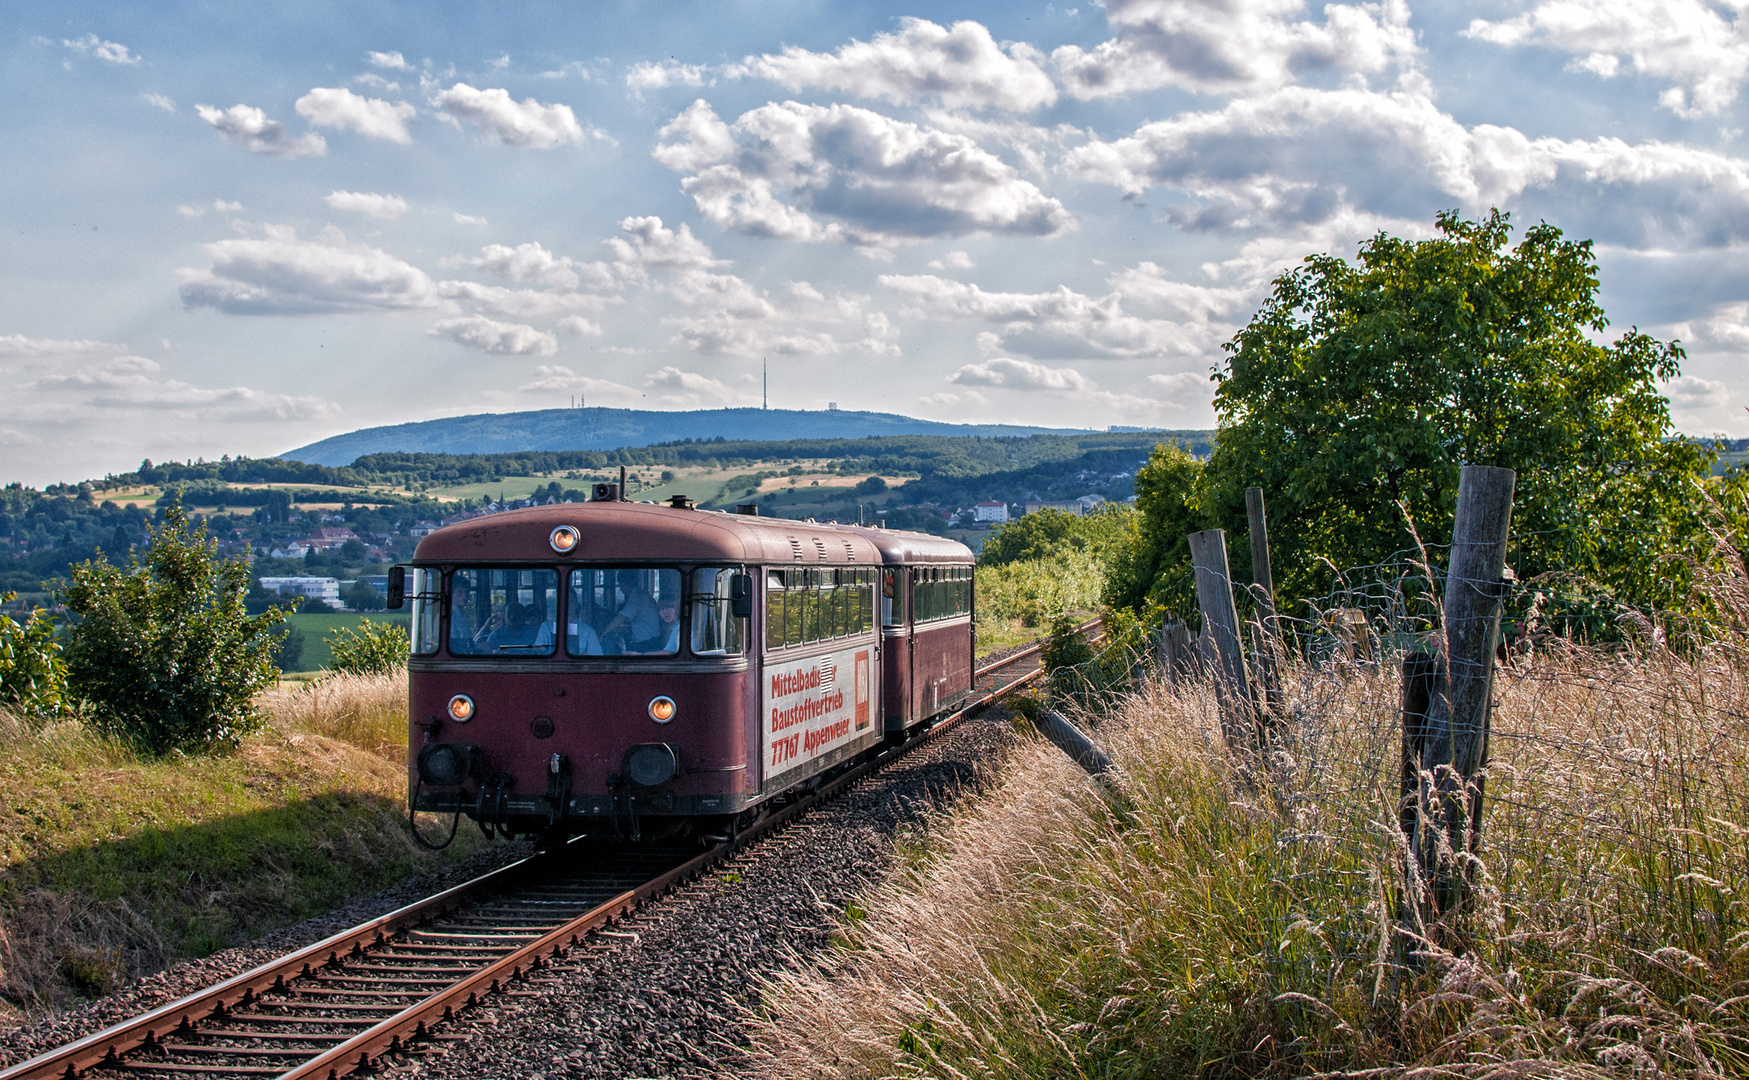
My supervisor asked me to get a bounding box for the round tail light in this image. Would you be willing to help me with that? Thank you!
[648,696,676,723]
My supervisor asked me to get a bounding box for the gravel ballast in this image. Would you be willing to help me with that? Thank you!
[403,708,1016,1079]
[0,706,1017,1078]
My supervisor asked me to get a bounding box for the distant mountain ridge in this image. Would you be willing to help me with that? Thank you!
[280,407,1102,466]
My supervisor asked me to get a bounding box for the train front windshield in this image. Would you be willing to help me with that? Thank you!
[567,568,682,656]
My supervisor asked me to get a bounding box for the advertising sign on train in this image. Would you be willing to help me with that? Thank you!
[763,647,873,784]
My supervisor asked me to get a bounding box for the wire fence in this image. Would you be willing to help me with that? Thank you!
[1023,544,1749,1072]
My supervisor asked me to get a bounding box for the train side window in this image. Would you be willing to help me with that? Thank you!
[448,567,558,656]
[689,567,745,656]
[765,571,785,650]
[882,569,901,626]
[410,567,443,655]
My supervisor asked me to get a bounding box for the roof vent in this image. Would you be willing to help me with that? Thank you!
[843,541,857,562]
[735,503,759,516]
[788,537,805,561]
[813,537,828,560]
[668,494,695,510]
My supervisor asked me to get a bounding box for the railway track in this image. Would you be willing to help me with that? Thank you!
[1,620,1098,1080]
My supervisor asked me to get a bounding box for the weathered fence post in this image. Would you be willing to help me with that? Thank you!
[1245,486,1284,721]
[1157,614,1193,684]
[1403,464,1515,939]
[1188,529,1255,751]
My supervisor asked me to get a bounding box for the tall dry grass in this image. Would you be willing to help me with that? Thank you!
[747,633,1749,1076]
[259,672,408,760]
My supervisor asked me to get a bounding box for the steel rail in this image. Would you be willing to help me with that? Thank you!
[3,618,1101,1080]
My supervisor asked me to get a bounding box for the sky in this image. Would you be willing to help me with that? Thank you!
[5,0,1749,486]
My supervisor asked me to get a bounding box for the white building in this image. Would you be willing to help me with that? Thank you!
[1023,495,1107,517]
[972,501,1010,524]
[258,576,340,607]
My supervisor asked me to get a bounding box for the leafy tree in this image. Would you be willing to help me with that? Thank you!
[326,620,408,676]
[0,592,67,718]
[1104,442,1205,618]
[342,580,386,612]
[1117,210,1729,622]
[59,502,285,753]
[273,626,306,672]
[981,504,1133,568]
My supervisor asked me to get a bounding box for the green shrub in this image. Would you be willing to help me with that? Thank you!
[326,619,408,676]
[0,591,67,718]
[59,501,285,754]
[273,625,307,672]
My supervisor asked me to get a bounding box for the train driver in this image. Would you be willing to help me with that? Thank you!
[603,570,661,653]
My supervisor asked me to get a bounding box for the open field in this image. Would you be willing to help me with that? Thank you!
[283,612,409,673]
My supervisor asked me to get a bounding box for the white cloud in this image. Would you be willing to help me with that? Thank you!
[929,251,977,270]
[626,61,707,91]
[463,240,614,290]
[176,199,245,218]
[644,365,745,406]
[654,99,1073,251]
[142,92,176,112]
[195,103,326,159]
[738,18,1056,111]
[63,33,139,65]
[368,50,411,70]
[949,357,1087,390]
[880,268,1244,359]
[295,87,416,143]
[453,212,488,225]
[518,365,641,400]
[557,314,602,336]
[1052,0,1417,99]
[1148,370,1214,400]
[432,83,586,147]
[606,216,727,271]
[430,315,558,356]
[5,335,339,422]
[1466,0,1749,117]
[1663,373,1729,408]
[178,224,439,314]
[1065,83,1749,250]
[325,190,409,218]
[435,280,610,320]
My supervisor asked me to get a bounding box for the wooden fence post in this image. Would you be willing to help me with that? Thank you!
[1245,486,1284,721]
[1405,464,1515,934]
[1158,615,1193,684]
[1188,529,1254,750]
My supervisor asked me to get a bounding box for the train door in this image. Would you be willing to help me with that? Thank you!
[880,566,911,731]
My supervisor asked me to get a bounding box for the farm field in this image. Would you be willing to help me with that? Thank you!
[283,612,409,673]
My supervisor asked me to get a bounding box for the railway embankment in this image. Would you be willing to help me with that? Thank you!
[0,674,491,1026]
[743,643,1749,1078]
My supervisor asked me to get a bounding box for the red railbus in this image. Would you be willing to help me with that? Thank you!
[396,498,974,842]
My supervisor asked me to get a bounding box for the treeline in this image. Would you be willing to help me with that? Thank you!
[88,432,1200,493]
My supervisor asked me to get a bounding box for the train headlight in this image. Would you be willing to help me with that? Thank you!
[549,525,580,554]
[648,696,676,723]
[447,694,475,723]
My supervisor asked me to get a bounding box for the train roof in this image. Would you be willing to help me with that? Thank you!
[839,524,975,565]
[412,502,928,567]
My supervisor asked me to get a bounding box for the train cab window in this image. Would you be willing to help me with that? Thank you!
[448,568,559,656]
[689,567,745,656]
[410,567,442,655]
[882,569,902,626]
[566,567,682,656]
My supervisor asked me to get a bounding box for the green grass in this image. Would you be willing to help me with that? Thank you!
[284,612,408,672]
[0,707,481,1010]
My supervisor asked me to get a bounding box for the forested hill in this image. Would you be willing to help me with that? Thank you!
[281,407,1091,466]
